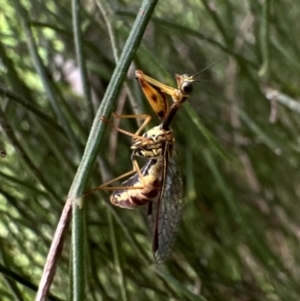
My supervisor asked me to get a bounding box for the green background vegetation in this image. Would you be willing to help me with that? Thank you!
[1,0,300,300]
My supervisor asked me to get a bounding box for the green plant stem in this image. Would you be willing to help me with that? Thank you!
[70,0,159,300]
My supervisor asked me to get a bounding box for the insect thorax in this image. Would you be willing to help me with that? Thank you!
[131,126,174,159]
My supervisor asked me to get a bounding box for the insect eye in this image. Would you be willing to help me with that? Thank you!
[181,82,193,94]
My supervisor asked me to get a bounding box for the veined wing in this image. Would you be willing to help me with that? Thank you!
[148,149,184,263]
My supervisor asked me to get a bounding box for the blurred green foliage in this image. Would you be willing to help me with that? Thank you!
[1,0,300,300]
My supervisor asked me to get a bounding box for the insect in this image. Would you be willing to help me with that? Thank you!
[134,70,200,261]
[90,70,198,262]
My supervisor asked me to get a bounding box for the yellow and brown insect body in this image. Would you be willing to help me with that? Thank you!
[92,69,199,262]
[110,126,174,209]
[113,68,200,262]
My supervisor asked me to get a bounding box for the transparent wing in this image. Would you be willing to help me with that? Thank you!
[148,151,184,263]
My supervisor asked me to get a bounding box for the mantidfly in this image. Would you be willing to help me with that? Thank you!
[89,69,199,263]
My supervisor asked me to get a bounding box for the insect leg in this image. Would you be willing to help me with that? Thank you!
[85,156,145,196]
[111,113,152,136]
[100,114,152,141]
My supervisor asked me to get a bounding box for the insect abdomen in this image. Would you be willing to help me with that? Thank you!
[111,176,162,208]
[110,159,164,208]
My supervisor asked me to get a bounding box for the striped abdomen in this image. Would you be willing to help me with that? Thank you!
[110,159,164,208]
